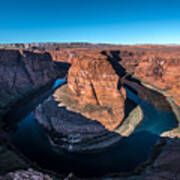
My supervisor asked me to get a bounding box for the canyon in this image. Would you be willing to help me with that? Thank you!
[0,43,180,179]
[0,49,69,122]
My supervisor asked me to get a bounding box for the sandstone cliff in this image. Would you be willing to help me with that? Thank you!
[65,50,126,131]
[1,44,180,179]
[45,46,180,110]
[35,49,143,151]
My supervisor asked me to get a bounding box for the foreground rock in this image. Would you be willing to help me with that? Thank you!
[144,138,180,180]
[0,169,52,180]
[102,138,180,180]
[0,143,29,174]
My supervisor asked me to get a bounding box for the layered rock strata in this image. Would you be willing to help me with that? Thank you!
[0,49,69,122]
[65,53,127,131]
[1,44,180,178]
[36,96,122,152]
[46,47,180,110]
[45,47,180,124]
[0,169,52,180]
[35,94,142,152]
[2,44,179,109]
[35,50,143,151]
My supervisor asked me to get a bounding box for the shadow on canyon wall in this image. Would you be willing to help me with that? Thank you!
[101,50,136,125]
[0,53,71,135]
[101,50,177,130]
[101,50,140,120]
[2,79,178,177]
[101,50,126,90]
[0,51,179,177]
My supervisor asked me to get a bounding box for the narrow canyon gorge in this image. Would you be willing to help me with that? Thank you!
[0,43,180,180]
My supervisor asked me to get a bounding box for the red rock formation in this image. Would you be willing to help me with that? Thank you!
[48,49,75,63]
[56,50,127,131]
[1,44,180,178]
[46,46,180,129]
[46,46,180,108]
[113,46,180,108]
[133,55,180,107]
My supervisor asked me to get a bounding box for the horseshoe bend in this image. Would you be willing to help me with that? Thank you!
[0,44,179,179]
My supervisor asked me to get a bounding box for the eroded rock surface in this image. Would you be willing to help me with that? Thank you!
[0,49,70,179]
[35,96,124,152]
[0,49,69,120]
[45,46,180,110]
[2,44,179,109]
[0,169,52,180]
[65,51,126,131]
[35,50,143,152]
[1,44,180,179]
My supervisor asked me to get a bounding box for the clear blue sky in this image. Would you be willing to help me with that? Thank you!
[0,0,180,44]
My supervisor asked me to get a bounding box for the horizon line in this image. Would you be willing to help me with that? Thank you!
[0,42,180,46]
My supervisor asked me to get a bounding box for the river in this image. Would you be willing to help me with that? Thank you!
[8,79,178,177]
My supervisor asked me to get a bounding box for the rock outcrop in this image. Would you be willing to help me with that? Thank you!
[65,51,126,131]
[1,44,180,179]
[35,90,142,152]
[0,49,69,121]
[0,169,52,180]
[145,138,180,180]
[35,96,123,152]
[2,43,179,109]
[35,50,143,152]
[45,46,180,111]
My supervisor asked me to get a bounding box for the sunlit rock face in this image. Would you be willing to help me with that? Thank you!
[133,56,180,107]
[35,51,128,151]
[46,46,180,110]
[115,47,180,108]
[2,43,180,108]
[60,50,126,131]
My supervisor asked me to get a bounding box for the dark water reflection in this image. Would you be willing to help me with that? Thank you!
[126,88,178,135]
[9,79,178,177]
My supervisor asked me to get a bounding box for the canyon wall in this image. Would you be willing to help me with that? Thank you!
[44,47,180,141]
[0,44,180,179]
[46,46,180,112]
[0,49,69,121]
[34,49,143,152]
[65,51,126,131]
[2,43,179,109]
